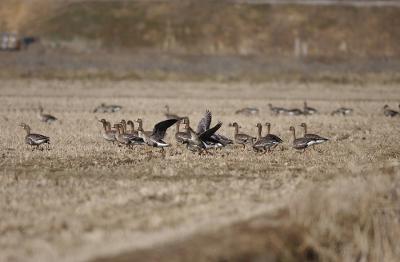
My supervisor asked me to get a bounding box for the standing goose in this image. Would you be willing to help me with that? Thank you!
[114,124,144,146]
[120,119,128,134]
[20,123,50,150]
[303,101,318,115]
[229,122,255,148]
[383,105,399,117]
[331,107,353,116]
[138,118,178,148]
[289,126,314,152]
[114,124,132,146]
[196,110,233,146]
[253,123,282,153]
[93,103,122,113]
[268,103,287,115]
[264,122,283,149]
[99,119,116,143]
[286,108,303,116]
[235,107,259,116]
[38,106,57,124]
[126,120,138,136]
[175,119,190,144]
[300,123,328,145]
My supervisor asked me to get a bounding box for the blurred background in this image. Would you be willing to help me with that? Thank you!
[1,0,399,82]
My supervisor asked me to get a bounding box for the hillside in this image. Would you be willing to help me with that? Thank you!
[1,0,400,80]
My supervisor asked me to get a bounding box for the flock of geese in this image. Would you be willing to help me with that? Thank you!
[95,110,328,154]
[267,102,353,116]
[19,102,399,153]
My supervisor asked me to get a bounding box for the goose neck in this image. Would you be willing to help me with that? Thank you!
[257,125,262,140]
[234,124,239,136]
[291,128,296,140]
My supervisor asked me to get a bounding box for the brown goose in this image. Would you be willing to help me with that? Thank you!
[286,108,303,116]
[20,123,50,150]
[197,110,233,147]
[99,119,116,143]
[114,124,131,146]
[300,123,328,145]
[126,120,138,136]
[303,101,318,115]
[253,123,282,152]
[120,119,128,134]
[184,119,223,153]
[235,107,259,116]
[229,122,255,148]
[175,119,190,144]
[164,105,182,120]
[138,118,178,148]
[114,124,144,146]
[289,126,314,151]
[93,103,122,113]
[264,122,283,148]
[383,105,399,117]
[331,107,353,116]
[268,103,287,115]
[38,106,57,124]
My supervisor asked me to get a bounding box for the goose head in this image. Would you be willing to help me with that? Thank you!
[19,123,31,133]
[98,118,107,123]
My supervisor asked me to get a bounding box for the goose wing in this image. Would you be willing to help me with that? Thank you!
[196,110,212,134]
[42,114,57,123]
[123,134,145,144]
[28,133,50,144]
[265,134,283,143]
[293,137,314,149]
[199,121,222,141]
[151,119,178,140]
[304,133,328,141]
[211,133,233,145]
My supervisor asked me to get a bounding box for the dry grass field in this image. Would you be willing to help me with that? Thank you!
[0,79,400,262]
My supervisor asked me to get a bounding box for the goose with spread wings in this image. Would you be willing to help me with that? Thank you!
[196,110,233,147]
[184,118,223,153]
[138,118,178,148]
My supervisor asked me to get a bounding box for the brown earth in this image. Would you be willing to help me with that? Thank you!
[0,79,399,262]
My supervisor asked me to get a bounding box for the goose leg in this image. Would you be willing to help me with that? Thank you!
[160,147,166,158]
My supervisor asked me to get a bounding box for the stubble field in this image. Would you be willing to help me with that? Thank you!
[0,79,399,262]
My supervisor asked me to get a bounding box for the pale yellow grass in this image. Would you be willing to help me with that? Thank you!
[0,79,399,262]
